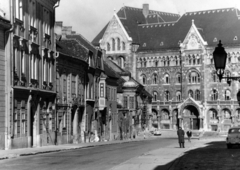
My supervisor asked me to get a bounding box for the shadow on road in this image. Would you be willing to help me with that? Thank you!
[153,141,240,170]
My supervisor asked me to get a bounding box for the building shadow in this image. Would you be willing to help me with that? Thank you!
[152,141,240,170]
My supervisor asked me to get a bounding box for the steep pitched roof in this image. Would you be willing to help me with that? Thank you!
[103,60,120,79]
[56,39,89,61]
[137,8,240,51]
[66,34,97,54]
[91,5,180,46]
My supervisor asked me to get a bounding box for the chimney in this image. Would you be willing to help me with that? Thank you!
[142,4,149,18]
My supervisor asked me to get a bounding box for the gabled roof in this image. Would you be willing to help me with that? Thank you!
[137,8,240,51]
[66,34,97,55]
[56,39,89,61]
[92,5,180,46]
[103,60,120,79]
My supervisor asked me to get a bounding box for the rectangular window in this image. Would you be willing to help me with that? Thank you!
[129,97,134,109]
[43,8,50,35]
[49,114,52,131]
[30,0,36,27]
[34,56,37,79]
[43,58,47,81]
[63,75,67,96]
[21,51,25,74]
[21,112,26,135]
[72,75,76,97]
[123,96,128,108]
[100,83,104,97]
[15,0,23,20]
[49,61,52,82]
[56,73,60,93]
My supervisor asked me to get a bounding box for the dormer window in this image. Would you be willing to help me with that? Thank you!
[107,43,110,51]
[122,42,125,50]
[117,38,120,50]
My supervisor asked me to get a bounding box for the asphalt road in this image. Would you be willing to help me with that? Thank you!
[0,137,176,170]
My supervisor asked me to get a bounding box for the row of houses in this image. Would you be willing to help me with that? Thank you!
[0,0,152,150]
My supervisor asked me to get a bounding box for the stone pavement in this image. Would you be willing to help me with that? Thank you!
[110,137,225,170]
[0,134,153,160]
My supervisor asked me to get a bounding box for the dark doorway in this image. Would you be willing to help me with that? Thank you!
[183,105,200,130]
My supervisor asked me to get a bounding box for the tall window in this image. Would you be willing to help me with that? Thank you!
[71,75,76,97]
[129,96,134,109]
[213,72,218,82]
[155,60,158,67]
[142,75,146,85]
[165,91,170,101]
[176,73,181,83]
[167,57,170,66]
[188,90,193,98]
[124,96,128,108]
[176,91,181,101]
[56,73,60,93]
[63,74,67,97]
[49,113,52,131]
[211,89,218,101]
[144,59,147,67]
[112,39,115,51]
[30,0,36,27]
[100,83,104,97]
[153,91,158,101]
[164,74,169,84]
[43,8,50,35]
[49,61,52,83]
[122,42,125,50]
[15,0,23,20]
[30,54,38,80]
[20,51,25,74]
[152,73,157,84]
[195,90,200,100]
[107,43,110,51]
[117,38,120,50]
[225,89,231,100]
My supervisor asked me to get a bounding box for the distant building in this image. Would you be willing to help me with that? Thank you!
[93,4,240,132]
[55,22,104,143]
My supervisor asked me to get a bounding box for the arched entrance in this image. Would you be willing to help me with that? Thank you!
[208,108,219,131]
[172,109,179,130]
[222,108,232,131]
[160,109,170,129]
[182,105,200,130]
[151,109,158,129]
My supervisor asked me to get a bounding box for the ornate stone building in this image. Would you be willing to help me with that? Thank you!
[93,4,240,132]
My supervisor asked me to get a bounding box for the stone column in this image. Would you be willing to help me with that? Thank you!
[36,98,41,147]
[73,108,78,143]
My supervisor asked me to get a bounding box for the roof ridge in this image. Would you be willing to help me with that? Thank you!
[67,33,97,51]
[123,5,180,16]
[185,7,237,14]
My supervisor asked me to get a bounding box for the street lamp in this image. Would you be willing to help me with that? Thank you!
[213,40,227,82]
[213,40,240,106]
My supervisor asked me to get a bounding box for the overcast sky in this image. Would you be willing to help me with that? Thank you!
[56,0,240,42]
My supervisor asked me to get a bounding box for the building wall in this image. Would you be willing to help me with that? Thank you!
[0,28,5,149]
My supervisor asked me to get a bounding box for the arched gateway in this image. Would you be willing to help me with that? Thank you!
[178,97,203,130]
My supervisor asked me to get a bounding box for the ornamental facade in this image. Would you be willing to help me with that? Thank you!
[92,4,240,132]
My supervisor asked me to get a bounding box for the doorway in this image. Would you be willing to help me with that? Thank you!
[30,106,37,147]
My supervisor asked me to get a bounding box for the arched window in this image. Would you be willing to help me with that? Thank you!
[192,56,196,65]
[164,90,170,101]
[167,57,170,66]
[195,90,201,100]
[223,109,231,119]
[197,57,200,64]
[209,109,218,121]
[117,38,120,50]
[122,42,125,50]
[112,38,115,51]
[228,56,231,63]
[225,89,231,100]
[155,60,158,67]
[144,59,147,67]
[175,57,179,66]
[107,43,110,51]
[188,71,200,83]
[211,89,218,101]
[142,74,146,85]
[152,73,157,84]
[164,74,170,84]
[176,91,181,101]
[153,91,158,101]
[188,90,193,98]
[176,73,181,83]
[189,55,192,65]
[161,110,170,120]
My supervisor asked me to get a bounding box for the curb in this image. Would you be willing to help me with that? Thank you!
[0,136,155,161]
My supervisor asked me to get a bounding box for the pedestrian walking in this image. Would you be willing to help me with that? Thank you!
[177,127,185,148]
[186,129,192,142]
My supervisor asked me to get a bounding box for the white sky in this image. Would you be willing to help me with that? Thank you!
[56,0,240,42]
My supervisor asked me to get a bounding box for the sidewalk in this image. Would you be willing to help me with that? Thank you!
[0,135,153,160]
[110,137,225,170]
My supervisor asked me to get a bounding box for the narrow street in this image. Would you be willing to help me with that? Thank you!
[0,138,176,170]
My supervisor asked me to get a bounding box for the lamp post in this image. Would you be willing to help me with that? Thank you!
[213,40,240,105]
